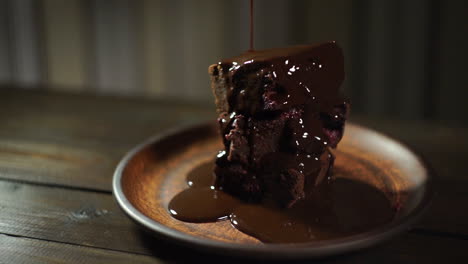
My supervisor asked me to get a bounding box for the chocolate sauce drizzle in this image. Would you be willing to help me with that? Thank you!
[168,43,387,243]
[168,161,395,243]
[213,43,349,207]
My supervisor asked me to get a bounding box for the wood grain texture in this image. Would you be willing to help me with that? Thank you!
[41,0,88,90]
[0,87,213,190]
[0,167,464,258]
[0,234,162,264]
[8,0,42,87]
[0,88,467,261]
[1,218,467,263]
[0,89,466,234]
[436,0,468,123]
[92,0,141,95]
[0,1,12,83]
[139,0,164,96]
[0,180,150,253]
[0,87,466,190]
[350,116,468,183]
[362,0,394,116]
[0,124,463,256]
[0,174,460,253]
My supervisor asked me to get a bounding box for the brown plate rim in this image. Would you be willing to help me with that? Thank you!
[112,121,434,259]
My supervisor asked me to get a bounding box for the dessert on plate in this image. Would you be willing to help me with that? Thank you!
[166,42,397,243]
[209,42,350,208]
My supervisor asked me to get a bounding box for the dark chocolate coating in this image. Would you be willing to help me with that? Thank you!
[209,42,350,207]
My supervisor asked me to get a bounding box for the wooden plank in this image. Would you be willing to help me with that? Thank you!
[0,180,151,254]
[139,0,164,96]
[0,234,162,264]
[0,97,464,191]
[157,0,186,98]
[41,0,89,90]
[436,1,468,123]
[361,0,394,116]
[8,0,42,86]
[415,179,468,236]
[0,178,467,257]
[0,88,466,191]
[0,89,468,189]
[0,89,467,239]
[0,88,213,190]
[178,0,224,100]
[0,1,12,83]
[3,232,467,264]
[0,90,467,237]
[1,216,467,263]
[92,0,142,95]
[341,233,468,263]
[393,0,428,119]
[350,116,468,184]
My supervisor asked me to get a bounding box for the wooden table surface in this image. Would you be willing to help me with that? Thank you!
[1,88,467,263]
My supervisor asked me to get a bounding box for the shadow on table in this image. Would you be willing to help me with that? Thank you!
[135,228,381,263]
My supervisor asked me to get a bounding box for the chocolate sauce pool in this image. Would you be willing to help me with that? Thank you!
[168,161,396,243]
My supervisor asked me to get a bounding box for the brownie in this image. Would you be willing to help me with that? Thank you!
[209,42,350,208]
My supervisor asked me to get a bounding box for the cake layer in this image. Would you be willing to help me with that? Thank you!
[214,107,341,207]
[209,42,349,207]
[209,42,345,116]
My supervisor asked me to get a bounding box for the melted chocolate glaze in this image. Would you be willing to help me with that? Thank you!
[168,161,396,243]
[186,161,215,188]
[212,43,350,207]
[220,42,346,116]
[167,43,360,242]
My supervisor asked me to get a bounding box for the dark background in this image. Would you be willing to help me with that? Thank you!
[0,0,467,125]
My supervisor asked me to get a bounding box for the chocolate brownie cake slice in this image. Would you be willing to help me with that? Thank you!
[209,42,349,208]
